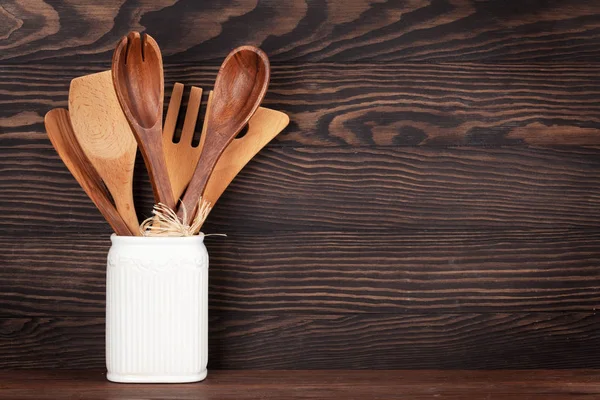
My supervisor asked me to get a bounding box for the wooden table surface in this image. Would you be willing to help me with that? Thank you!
[1,370,600,399]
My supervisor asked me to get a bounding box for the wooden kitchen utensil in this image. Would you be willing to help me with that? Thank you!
[177,46,270,218]
[112,31,175,209]
[202,107,289,208]
[162,84,210,200]
[44,109,133,236]
[163,83,288,217]
[69,70,140,235]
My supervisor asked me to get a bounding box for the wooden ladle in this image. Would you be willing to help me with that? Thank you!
[112,31,175,209]
[178,46,270,218]
[44,109,133,236]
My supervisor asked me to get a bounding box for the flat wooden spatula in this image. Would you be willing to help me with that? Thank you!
[69,70,140,235]
[177,46,270,218]
[202,106,289,208]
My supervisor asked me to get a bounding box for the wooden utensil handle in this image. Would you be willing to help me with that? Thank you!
[177,151,219,219]
[112,184,140,235]
[101,200,135,236]
[139,133,176,209]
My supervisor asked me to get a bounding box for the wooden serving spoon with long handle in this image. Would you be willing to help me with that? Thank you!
[68,70,140,235]
[163,83,289,218]
[44,109,133,236]
[112,31,175,209]
[177,46,270,218]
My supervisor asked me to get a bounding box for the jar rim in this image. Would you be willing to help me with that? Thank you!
[110,233,205,245]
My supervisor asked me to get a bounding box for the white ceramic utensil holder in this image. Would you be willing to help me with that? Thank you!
[106,234,209,383]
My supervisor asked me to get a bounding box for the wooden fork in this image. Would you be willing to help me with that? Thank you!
[162,83,212,201]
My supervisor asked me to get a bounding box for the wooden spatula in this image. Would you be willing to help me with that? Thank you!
[44,109,133,236]
[162,84,288,213]
[202,106,289,208]
[68,70,140,235]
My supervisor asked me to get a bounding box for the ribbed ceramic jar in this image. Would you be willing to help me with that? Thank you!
[105,234,208,383]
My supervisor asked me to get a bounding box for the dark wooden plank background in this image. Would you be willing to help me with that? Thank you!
[2,0,600,369]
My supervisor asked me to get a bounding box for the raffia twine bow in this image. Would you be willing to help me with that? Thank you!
[139,197,213,237]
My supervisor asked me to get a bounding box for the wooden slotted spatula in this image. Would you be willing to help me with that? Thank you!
[163,84,289,214]
[69,70,140,235]
[44,109,133,236]
[202,106,289,208]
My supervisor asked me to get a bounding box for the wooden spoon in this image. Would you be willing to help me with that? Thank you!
[162,83,288,227]
[44,109,133,236]
[68,70,140,235]
[178,46,270,218]
[112,31,175,209]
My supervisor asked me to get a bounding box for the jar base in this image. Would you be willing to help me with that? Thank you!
[107,370,207,383]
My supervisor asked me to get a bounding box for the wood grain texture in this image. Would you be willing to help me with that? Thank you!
[4,0,600,372]
[3,0,600,63]
[3,313,600,369]
[2,231,600,315]
[3,371,600,400]
[2,146,600,234]
[3,62,600,147]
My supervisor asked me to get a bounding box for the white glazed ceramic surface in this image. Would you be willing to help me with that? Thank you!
[106,234,208,383]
